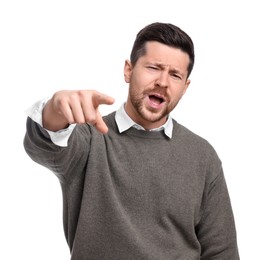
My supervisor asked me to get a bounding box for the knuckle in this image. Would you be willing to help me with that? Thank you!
[85,114,97,125]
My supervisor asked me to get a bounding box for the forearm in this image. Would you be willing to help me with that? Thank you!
[23,116,91,182]
[23,116,61,171]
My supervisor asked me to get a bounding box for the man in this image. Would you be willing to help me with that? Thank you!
[24,22,239,259]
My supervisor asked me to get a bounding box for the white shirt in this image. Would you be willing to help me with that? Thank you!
[26,100,173,147]
[115,103,173,138]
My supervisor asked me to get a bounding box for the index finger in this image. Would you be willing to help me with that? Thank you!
[92,91,115,107]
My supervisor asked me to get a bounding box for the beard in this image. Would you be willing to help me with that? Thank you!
[128,85,173,124]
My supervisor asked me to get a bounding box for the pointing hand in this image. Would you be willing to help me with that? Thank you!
[43,90,115,134]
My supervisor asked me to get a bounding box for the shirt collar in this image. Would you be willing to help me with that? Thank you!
[115,103,173,138]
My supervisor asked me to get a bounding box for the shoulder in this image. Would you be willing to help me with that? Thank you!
[172,120,224,185]
[172,119,221,164]
[172,120,211,147]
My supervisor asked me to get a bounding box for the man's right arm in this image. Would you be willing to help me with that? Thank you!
[24,89,115,179]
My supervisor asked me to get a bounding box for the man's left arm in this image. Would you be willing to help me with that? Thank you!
[196,159,239,259]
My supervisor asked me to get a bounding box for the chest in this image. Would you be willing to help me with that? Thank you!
[86,136,206,226]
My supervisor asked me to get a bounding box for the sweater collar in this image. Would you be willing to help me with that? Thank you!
[115,103,173,139]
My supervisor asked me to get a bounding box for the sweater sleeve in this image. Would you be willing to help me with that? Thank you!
[196,150,239,259]
[25,98,75,147]
[23,116,91,183]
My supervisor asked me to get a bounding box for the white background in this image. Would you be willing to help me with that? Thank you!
[1,0,266,259]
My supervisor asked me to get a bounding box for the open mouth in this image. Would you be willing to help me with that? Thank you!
[148,94,165,105]
[147,94,166,109]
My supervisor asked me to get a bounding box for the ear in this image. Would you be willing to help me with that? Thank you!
[182,79,191,95]
[124,59,133,83]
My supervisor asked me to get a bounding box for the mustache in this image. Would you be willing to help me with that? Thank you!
[144,88,169,101]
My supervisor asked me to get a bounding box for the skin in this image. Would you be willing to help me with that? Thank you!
[124,41,191,130]
[42,41,191,133]
[43,90,115,133]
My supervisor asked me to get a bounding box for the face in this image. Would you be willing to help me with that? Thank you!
[124,41,191,129]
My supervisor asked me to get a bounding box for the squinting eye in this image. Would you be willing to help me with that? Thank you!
[172,74,182,80]
[148,66,159,70]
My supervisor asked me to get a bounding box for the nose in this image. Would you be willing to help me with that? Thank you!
[155,71,168,88]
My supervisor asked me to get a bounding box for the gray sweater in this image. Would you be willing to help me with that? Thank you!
[24,112,239,260]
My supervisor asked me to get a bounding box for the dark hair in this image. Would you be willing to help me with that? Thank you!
[130,22,195,78]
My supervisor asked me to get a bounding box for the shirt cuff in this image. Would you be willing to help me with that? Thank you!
[25,97,75,147]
